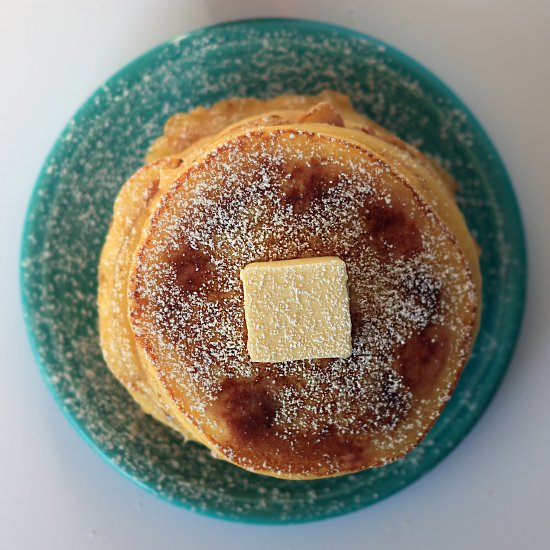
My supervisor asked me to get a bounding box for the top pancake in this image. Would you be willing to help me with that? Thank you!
[121,101,480,478]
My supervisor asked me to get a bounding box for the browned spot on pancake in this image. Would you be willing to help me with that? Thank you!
[394,324,450,396]
[375,371,411,429]
[332,439,365,469]
[143,178,160,204]
[360,125,376,136]
[169,244,212,293]
[404,272,442,317]
[164,157,183,169]
[317,426,366,470]
[298,102,344,127]
[281,158,335,214]
[363,200,423,258]
[347,287,364,338]
[335,369,412,434]
[377,132,409,151]
[217,378,278,442]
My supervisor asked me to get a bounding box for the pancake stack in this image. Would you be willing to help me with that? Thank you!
[98,91,481,479]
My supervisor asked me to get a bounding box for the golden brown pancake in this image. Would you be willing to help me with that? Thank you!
[99,92,481,479]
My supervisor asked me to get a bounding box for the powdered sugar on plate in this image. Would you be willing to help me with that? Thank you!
[21,20,525,522]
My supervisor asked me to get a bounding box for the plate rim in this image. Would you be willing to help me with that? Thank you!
[20,17,528,524]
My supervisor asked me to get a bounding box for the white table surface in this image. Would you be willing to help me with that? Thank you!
[2,1,549,548]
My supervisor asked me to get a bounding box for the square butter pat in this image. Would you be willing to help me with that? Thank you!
[240,257,352,362]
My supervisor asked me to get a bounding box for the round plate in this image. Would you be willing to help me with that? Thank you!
[21,19,526,523]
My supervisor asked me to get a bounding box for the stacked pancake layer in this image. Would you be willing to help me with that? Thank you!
[99,92,481,479]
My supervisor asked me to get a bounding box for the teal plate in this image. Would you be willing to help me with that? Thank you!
[21,19,526,523]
